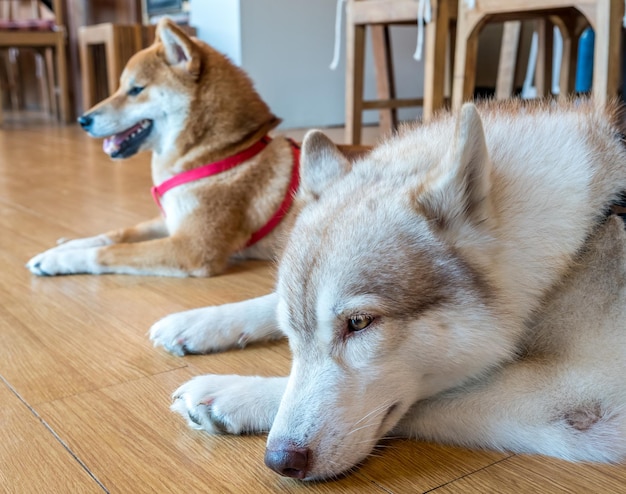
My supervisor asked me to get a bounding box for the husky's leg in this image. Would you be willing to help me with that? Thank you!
[150,293,281,355]
[171,374,287,434]
[394,362,626,463]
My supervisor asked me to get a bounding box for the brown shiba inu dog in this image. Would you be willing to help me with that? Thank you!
[160,100,626,480]
[27,18,364,277]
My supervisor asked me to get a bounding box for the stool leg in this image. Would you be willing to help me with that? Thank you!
[345,21,366,145]
[535,18,554,98]
[105,25,120,95]
[371,25,397,136]
[555,14,579,99]
[452,15,480,110]
[424,0,451,121]
[79,30,96,113]
[591,0,622,104]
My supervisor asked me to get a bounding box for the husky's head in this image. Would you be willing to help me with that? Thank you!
[267,105,516,480]
[77,18,277,161]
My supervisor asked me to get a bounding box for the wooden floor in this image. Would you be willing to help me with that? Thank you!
[2,119,626,493]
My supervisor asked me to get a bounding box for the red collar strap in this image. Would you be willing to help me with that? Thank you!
[151,135,301,248]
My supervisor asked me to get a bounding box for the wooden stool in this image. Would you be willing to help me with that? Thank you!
[345,0,457,144]
[453,0,624,109]
[78,23,142,111]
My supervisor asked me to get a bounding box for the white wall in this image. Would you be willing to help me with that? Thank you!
[189,0,424,130]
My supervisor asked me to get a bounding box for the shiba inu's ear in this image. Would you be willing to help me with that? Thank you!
[418,103,493,228]
[156,18,202,78]
[300,131,351,199]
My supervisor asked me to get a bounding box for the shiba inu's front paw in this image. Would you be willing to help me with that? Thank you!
[149,294,282,356]
[26,235,112,276]
[26,247,100,275]
[171,374,286,434]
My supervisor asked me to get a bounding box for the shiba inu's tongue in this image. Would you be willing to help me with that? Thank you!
[103,120,151,156]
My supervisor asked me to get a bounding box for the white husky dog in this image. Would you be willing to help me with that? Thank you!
[152,100,626,480]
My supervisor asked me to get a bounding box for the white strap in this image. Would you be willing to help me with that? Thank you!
[623,0,626,28]
[329,0,347,70]
[413,0,432,61]
[464,0,476,8]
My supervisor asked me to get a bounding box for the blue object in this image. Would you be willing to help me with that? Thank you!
[575,28,594,93]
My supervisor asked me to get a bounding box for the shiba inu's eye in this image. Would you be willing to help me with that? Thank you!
[347,314,374,332]
[128,86,144,97]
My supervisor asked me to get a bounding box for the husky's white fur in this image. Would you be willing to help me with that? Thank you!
[157,100,626,480]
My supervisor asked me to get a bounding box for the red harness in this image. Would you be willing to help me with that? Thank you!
[151,136,300,248]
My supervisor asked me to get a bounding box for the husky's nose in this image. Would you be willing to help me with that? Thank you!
[264,442,310,479]
[77,114,93,130]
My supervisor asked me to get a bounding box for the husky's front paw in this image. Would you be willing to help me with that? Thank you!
[149,308,243,356]
[26,235,112,276]
[171,375,286,434]
[150,296,282,356]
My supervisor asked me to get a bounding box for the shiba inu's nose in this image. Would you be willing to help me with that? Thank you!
[264,442,310,479]
[77,114,93,130]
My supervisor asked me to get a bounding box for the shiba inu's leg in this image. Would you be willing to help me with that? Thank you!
[150,293,282,355]
[27,217,168,274]
[27,233,225,277]
[171,374,287,434]
[104,217,169,243]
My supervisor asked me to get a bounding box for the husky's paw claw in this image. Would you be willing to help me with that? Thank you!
[163,341,186,357]
[171,375,250,434]
[237,332,249,348]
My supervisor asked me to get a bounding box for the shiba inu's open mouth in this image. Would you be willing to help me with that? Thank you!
[103,119,153,159]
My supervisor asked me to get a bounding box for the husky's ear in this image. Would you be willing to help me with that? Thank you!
[300,131,351,199]
[156,18,201,78]
[418,103,493,228]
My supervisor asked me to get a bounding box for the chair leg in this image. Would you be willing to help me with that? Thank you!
[345,21,366,145]
[495,21,521,100]
[5,48,20,112]
[55,33,70,123]
[371,25,397,136]
[43,48,58,117]
[34,51,49,114]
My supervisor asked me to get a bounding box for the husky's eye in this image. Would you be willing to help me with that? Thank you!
[347,314,374,332]
[128,86,144,97]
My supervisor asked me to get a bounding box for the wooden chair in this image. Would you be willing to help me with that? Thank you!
[0,0,70,122]
[452,0,624,109]
[345,0,457,144]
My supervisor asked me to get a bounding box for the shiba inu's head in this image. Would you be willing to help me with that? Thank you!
[78,18,278,161]
[267,105,517,480]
